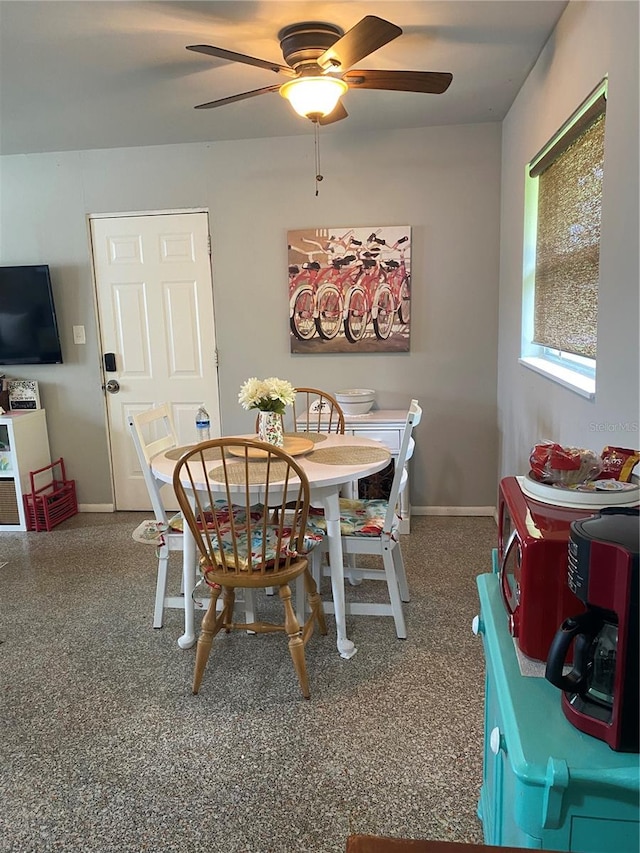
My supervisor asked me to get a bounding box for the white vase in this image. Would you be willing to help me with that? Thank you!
[257,411,284,447]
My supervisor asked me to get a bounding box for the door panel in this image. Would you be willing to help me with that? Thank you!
[113,282,151,375]
[164,280,202,376]
[91,211,220,510]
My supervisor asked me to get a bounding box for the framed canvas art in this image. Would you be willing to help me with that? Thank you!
[288,226,411,354]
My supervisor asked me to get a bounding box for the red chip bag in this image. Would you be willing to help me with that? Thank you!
[529,441,602,485]
[597,446,640,482]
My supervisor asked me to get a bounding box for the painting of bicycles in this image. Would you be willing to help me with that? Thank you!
[288,226,411,354]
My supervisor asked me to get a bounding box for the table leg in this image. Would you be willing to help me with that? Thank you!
[322,491,357,660]
[177,519,197,650]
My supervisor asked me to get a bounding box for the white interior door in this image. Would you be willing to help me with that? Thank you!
[90,211,221,510]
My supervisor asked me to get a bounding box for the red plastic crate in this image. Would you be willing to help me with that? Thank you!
[23,457,78,532]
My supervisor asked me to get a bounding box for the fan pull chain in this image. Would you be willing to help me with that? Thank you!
[314,120,323,196]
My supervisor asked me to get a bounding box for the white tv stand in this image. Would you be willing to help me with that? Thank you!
[0,410,51,531]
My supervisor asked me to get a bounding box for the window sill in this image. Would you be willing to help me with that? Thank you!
[519,357,596,400]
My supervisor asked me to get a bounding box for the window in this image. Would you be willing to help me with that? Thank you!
[520,80,607,399]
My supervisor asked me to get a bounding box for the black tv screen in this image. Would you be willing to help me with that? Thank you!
[0,265,63,365]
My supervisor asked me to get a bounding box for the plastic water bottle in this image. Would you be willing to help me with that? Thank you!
[195,404,211,441]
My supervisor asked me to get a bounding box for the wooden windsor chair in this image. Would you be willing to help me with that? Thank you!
[172,437,327,699]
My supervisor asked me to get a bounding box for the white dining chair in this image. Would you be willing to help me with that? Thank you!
[128,404,259,630]
[307,399,421,639]
[128,404,189,628]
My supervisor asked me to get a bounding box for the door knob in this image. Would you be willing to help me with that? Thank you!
[105,379,120,394]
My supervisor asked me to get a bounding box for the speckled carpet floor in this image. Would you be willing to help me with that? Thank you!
[0,513,496,853]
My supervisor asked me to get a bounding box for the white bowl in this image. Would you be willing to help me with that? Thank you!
[335,388,376,415]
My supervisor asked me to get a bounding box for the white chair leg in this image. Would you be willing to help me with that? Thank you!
[347,564,363,586]
[243,588,256,634]
[295,574,307,624]
[382,544,407,639]
[393,543,410,602]
[310,549,323,589]
[153,546,170,629]
[340,480,357,499]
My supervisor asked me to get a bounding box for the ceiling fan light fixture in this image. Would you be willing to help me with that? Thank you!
[280,76,348,119]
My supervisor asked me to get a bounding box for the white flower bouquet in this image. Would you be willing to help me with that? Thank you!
[238,377,296,415]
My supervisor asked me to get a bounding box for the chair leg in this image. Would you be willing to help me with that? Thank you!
[279,583,310,699]
[393,543,410,602]
[304,551,326,626]
[295,573,307,625]
[310,548,325,589]
[382,544,407,639]
[153,546,170,629]
[346,557,363,586]
[222,587,235,632]
[243,588,256,633]
[305,568,327,636]
[192,585,224,694]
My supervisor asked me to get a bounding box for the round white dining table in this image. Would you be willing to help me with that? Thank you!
[150,432,391,659]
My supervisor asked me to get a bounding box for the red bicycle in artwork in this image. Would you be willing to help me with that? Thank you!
[288,252,324,340]
[289,231,358,340]
[380,235,411,325]
[338,233,388,342]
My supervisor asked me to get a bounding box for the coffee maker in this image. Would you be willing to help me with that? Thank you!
[545,507,639,752]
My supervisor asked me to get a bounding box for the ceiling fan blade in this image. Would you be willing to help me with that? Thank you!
[343,70,453,94]
[194,85,282,110]
[319,102,349,125]
[318,16,401,71]
[186,45,295,77]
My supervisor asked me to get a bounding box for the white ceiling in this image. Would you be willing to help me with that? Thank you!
[0,0,568,155]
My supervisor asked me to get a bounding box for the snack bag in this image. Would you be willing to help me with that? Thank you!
[529,441,602,485]
[597,446,640,482]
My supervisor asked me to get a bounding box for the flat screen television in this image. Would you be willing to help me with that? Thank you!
[0,265,63,365]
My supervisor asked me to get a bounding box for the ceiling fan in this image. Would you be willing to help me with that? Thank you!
[187,15,453,124]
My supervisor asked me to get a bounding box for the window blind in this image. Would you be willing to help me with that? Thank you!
[532,107,605,359]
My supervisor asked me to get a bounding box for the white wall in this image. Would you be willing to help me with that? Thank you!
[0,122,502,509]
[498,0,639,477]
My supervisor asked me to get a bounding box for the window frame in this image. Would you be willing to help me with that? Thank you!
[520,79,608,400]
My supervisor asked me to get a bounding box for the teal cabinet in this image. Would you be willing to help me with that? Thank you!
[475,570,639,851]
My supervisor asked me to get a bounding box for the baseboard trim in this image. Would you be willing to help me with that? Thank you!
[412,505,496,517]
[78,504,114,513]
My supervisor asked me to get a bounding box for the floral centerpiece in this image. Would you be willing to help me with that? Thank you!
[238,377,296,447]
